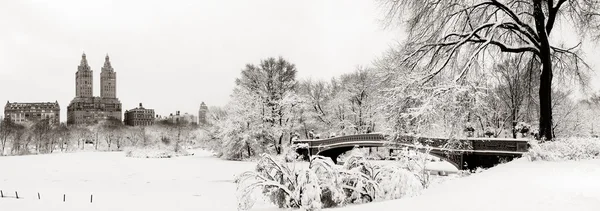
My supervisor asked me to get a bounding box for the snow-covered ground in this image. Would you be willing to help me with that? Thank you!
[0,150,272,211]
[338,158,600,211]
[1,150,599,211]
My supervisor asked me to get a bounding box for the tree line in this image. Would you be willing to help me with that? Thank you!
[204,54,600,161]
[0,117,205,156]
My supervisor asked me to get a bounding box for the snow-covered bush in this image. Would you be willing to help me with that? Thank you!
[527,138,600,161]
[296,170,323,210]
[124,147,173,158]
[339,155,380,204]
[456,167,486,177]
[463,123,475,137]
[309,156,345,208]
[283,143,308,162]
[124,144,192,158]
[484,126,495,137]
[340,152,423,203]
[515,122,531,135]
[375,165,423,199]
[529,126,540,139]
[236,153,425,210]
[236,154,305,210]
[395,144,433,188]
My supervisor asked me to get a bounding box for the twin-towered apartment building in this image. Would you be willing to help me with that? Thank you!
[3,53,209,126]
[66,53,122,125]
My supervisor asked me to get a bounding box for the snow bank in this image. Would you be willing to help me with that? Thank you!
[527,138,600,161]
[333,158,600,211]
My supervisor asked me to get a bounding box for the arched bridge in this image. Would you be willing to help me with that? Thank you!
[293,133,530,171]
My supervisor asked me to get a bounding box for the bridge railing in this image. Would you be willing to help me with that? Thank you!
[394,135,530,152]
[293,133,386,147]
[294,133,530,153]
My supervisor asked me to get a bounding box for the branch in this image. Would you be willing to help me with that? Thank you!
[546,0,568,34]
[490,0,539,41]
[416,22,540,83]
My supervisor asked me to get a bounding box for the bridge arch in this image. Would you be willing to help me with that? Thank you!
[315,142,463,170]
[314,141,386,163]
[395,148,463,171]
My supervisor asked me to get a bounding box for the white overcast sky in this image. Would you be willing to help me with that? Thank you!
[1,0,598,122]
[0,0,400,121]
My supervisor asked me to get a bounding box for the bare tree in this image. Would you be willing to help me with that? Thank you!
[380,0,600,140]
[125,126,145,147]
[551,90,580,137]
[493,55,540,138]
[299,79,332,126]
[99,118,125,151]
[32,119,52,153]
[0,118,14,155]
[340,68,378,134]
[8,124,27,155]
[52,123,70,152]
[69,125,92,150]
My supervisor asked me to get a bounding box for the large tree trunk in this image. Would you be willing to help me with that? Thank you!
[50,137,54,153]
[107,138,112,151]
[1,136,7,156]
[533,1,553,141]
[303,122,308,139]
[539,62,553,140]
[246,142,252,157]
[511,108,518,139]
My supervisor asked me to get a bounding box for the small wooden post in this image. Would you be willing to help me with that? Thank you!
[15,191,19,199]
[38,192,40,199]
[90,194,93,203]
[1,190,3,197]
[63,194,65,202]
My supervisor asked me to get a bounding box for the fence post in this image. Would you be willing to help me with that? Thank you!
[1,190,3,198]
[63,194,65,202]
[90,194,93,203]
[38,192,40,199]
[15,191,18,199]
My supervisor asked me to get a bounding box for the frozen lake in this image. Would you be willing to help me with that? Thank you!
[0,149,460,210]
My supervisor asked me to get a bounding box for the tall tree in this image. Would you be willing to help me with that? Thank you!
[234,57,298,154]
[0,118,17,155]
[218,87,263,159]
[380,0,599,140]
[340,68,378,134]
[52,123,70,152]
[493,55,540,138]
[299,79,333,127]
[99,117,124,151]
[32,119,52,153]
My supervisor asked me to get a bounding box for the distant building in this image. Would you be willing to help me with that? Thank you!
[198,102,208,125]
[4,101,60,125]
[159,111,196,125]
[124,103,155,126]
[67,53,123,125]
